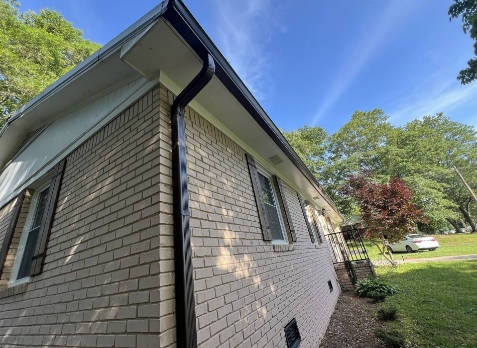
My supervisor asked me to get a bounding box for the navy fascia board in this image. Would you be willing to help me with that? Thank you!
[164,1,342,218]
[0,1,169,138]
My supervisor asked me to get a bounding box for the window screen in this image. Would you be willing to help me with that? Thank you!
[258,172,285,241]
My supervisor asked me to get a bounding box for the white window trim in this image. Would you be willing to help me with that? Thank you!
[256,164,288,244]
[9,183,50,286]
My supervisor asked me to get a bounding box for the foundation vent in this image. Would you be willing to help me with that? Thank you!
[284,318,301,348]
[328,280,333,292]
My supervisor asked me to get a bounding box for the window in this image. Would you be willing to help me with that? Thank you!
[245,153,293,243]
[9,185,50,285]
[0,159,65,290]
[305,205,319,244]
[257,170,287,243]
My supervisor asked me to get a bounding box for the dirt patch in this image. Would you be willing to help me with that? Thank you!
[320,292,385,348]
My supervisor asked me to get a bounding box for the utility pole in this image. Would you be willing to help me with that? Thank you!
[453,166,477,203]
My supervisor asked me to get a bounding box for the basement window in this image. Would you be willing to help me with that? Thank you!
[284,318,301,348]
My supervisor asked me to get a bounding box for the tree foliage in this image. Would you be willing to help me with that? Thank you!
[0,0,101,127]
[341,174,427,262]
[449,0,477,84]
[324,109,395,217]
[283,111,477,233]
[281,125,328,179]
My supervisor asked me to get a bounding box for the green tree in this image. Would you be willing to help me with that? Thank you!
[395,114,477,232]
[283,109,477,232]
[0,0,101,127]
[449,0,477,84]
[281,125,329,179]
[324,109,396,217]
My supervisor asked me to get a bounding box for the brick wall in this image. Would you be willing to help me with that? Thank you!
[334,260,375,291]
[158,85,340,348]
[0,86,162,347]
[0,83,340,348]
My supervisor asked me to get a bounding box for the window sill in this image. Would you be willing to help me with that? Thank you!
[0,282,29,299]
[273,244,295,252]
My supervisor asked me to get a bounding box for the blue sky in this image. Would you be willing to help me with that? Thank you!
[19,0,477,133]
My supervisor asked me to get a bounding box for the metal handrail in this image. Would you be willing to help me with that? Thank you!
[325,229,370,264]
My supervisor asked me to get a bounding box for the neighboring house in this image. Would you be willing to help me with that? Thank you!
[0,1,345,347]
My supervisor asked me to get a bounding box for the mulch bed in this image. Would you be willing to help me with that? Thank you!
[320,291,386,348]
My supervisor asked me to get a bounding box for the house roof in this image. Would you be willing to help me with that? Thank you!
[342,215,362,227]
[0,0,343,221]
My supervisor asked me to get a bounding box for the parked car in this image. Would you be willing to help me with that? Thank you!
[441,231,449,235]
[448,229,456,234]
[457,228,467,233]
[388,234,440,253]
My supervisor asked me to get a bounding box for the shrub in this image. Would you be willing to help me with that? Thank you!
[355,277,397,301]
[377,304,398,321]
[375,328,405,348]
[367,290,387,303]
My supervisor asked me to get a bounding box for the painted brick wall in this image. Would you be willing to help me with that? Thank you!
[0,86,163,347]
[0,82,340,348]
[158,84,340,348]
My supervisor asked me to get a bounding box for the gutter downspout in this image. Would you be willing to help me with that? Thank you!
[171,54,215,348]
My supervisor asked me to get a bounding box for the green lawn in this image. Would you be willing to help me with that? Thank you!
[375,261,477,348]
[364,234,477,262]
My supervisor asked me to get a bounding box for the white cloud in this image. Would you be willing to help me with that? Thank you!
[388,81,477,126]
[211,0,287,101]
[311,0,423,126]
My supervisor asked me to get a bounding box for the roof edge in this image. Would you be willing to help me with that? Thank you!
[0,1,170,139]
[165,0,343,219]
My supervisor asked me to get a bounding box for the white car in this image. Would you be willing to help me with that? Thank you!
[388,234,440,253]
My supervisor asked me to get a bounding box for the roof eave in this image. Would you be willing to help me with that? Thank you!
[165,0,343,219]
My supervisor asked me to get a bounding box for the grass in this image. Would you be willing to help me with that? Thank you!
[375,260,477,348]
[364,234,477,262]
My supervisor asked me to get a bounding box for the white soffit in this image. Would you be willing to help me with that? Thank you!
[120,19,341,221]
[0,51,139,169]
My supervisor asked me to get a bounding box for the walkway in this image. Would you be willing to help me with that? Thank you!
[404,254,477,263]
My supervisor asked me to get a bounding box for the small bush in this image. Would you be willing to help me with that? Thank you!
[377,304,398,321]
[355,277,397,301]
[367,290,387,303]
[375,328,405,348]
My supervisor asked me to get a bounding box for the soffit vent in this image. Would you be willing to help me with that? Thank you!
[284,318,301,348]
[268,154,284,165]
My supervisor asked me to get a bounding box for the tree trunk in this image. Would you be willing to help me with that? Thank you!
[459,205,476,232]
[369,238,395,264]
[446,218,460,232]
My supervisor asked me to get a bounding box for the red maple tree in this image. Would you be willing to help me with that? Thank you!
[341,174,427,263]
